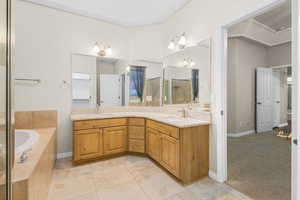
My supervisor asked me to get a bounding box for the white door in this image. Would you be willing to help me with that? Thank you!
[99,75,121,106]
[256,68,273,133]
[273,70,281,127]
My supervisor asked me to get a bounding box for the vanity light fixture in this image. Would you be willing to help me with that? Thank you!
[190,60,196,67]
[183,59,189,67]
[168,33,187,50]
[105,46,112,56]
[183,58,196,68]
[93,42,112,57]
[178,33,187,47]
[168,40,176,50]
[93,42,100,54]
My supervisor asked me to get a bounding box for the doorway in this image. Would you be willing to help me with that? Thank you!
[215,0,299,199]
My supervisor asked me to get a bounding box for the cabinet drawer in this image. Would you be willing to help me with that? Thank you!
[74,118,127,130]
[74,128,100,135]
[129,139,145,153]
[128,118,145,126]
[146,120,179,139]
[129,126,145,139]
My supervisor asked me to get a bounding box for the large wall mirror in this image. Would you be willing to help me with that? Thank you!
[71,54,163,108]
[163,39,211,106]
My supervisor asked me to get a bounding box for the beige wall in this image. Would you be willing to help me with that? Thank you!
[227,38,269,134]
[268,42,292,66]
[228,38,291,134]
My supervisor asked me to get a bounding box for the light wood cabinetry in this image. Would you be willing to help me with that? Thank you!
[161,134,180,177]
[147,128,161,161]
[128,118,145,153]
[73,118,128,163]
[146,120,209,183]
[73,117,209,184]
[103,126,127,155]
[74,129,103,160]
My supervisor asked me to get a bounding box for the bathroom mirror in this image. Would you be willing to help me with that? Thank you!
[163,39,211,105]
[71,54,163,108]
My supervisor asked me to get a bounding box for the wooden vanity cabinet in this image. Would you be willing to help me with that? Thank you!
[73,118,128,163]
[147,128,161,161]
[146,120,209,183]
[73,117,209,184]
[160,134,180,177]
[103,126,127,155]
[146,121,180,178]
[74,129,103,161]
[128,118,145,153]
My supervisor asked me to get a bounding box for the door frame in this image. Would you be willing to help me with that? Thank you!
[215,0,299,199]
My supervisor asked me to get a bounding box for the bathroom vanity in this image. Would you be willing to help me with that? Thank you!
[70,38,212,184]
[72,114,209,184]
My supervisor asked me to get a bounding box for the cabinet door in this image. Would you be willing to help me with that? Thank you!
[103,126,127,155]
[147,128,161,162]
[74,129,103,161]
[161,135,180,177]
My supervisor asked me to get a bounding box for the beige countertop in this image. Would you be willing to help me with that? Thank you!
[11,127,56,183]
[70,112,210,128]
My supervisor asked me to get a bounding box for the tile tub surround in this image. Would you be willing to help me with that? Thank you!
[15,110,58,129]
[0,128,56,200]
[0,110,58,200]
[48,155,252,200]
[70,112,210,128]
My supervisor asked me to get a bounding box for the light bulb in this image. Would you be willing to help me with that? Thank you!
[105,46,112,56]
[126,66,131,72]
[178,33,187,47]
[93,42,100,53]
[168,40,175,50]
[183,59,188,67]
[190,60,196,67]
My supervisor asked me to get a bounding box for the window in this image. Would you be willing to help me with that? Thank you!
[129,66,146,102]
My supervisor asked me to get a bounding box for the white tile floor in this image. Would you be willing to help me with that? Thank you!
[48,155,252,200]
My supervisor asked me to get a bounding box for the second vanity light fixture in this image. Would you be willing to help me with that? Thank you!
[168,33,187,50]
[183,58,196,67]
[93,42,112,56]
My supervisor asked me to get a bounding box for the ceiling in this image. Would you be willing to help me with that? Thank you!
[254,0,291,32]
[24,0,191,26]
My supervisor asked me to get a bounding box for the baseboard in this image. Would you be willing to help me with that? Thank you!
[56,152,73,159]
[209,170,218,181]
[227,130,255,137]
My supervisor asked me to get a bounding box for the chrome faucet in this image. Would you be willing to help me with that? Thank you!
[19,149,32,163]
[179,104,193,118]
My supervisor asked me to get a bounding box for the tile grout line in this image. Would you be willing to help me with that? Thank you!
[123,158,153,200]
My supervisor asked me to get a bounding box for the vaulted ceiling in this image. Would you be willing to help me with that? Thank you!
[254,0,291,32]
[24,0,191,26]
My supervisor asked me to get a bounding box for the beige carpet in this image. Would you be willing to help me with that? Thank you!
[227,132,291,200]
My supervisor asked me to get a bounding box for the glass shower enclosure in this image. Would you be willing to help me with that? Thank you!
[0,0,13,199]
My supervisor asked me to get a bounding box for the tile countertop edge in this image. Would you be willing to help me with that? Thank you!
[70,113,211,128]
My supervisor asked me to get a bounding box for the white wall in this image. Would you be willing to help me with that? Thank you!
[14,1,131,154]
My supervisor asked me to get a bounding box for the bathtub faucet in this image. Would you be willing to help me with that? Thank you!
[19,149,32,163]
